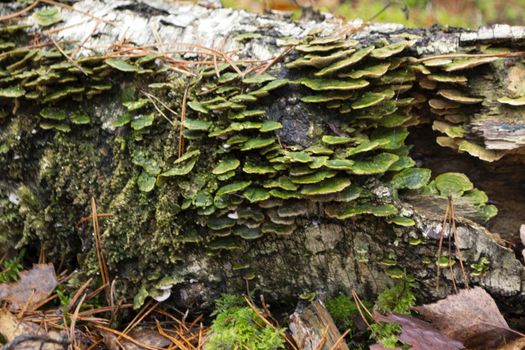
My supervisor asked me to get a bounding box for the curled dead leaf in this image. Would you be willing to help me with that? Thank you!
[0,263,57,311]
[414,287,516,349]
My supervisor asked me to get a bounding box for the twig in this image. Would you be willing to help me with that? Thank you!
[368,0,402,22]
[446,200,458,293]
[412,51,525,63]
[17,289,36,317]
[69,293,86,349]
[0,0,40,22]
[121,300,157,336]
[450,200,470,289]
[70,23,98,59]
[198,323,205,349]
[90,197,111,305]
[78,304,132,317]
[351,289,374,328]
[221,52,243,76]
[31,293,59,311]
[67,278,92,312]
[141,91,177,127]
[155,319,196,350]
[244,296,299,350]
[255,46,293,76]
[178,85,189,158]
[48,36,88,76]
[40,0,116,26]
[213,53,220,78]
[84,281,109,301]
[314,327,329,350]
[38,244,45,264]
[259,294,279,326]
[77,213,112,226]
[43,20,89,35]
[329,327,352,350]
[435,199,450,290]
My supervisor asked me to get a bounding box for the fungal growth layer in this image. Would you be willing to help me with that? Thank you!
[0,10,522,306]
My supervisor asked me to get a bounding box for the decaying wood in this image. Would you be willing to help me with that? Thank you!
[10,0,521,153]
[1,0,525,316]
[289,300,349,350]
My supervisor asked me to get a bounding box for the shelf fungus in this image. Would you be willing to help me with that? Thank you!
[0,21,507,307]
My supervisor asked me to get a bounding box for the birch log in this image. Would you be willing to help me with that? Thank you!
[0,0,524,315]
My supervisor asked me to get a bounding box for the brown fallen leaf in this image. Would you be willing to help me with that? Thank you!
[414,287,516,349]
[371,312,464,350]
[0,263,57,311]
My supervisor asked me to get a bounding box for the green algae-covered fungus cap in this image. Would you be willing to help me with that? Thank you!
[435,172,473,197]
[390,168,432,190]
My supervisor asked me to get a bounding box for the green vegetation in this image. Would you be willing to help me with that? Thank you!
[206,294,286,350]
[0,251,24,283]
[370,278,416,349]
[374,277,416,315]
[326,293,371,334]
[324,279,416,349]
[369,322,403,349]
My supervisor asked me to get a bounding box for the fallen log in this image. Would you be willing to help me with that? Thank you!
[0,0,524,316]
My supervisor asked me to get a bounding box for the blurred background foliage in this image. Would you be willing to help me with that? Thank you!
[220,0,524,28]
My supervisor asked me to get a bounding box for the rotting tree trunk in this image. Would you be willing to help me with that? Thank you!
[0,0,525,316]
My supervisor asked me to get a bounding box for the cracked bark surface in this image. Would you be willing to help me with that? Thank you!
[0,0,524,315]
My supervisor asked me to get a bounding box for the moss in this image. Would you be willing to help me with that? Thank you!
[206,294,286,350]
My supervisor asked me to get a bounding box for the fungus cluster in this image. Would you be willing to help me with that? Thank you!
[0,18,505,304]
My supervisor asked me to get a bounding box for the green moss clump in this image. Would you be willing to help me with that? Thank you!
[206,294,286,350]
[325,294,372,334]
[374,278,415,315]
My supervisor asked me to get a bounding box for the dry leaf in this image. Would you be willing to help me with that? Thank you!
[373,312,464,350]
[0,263,57,311]
[414,287,515,349]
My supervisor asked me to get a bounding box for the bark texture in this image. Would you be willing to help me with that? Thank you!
[0,0,524,315]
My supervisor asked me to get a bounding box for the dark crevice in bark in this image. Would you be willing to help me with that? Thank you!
[408,125,525,250]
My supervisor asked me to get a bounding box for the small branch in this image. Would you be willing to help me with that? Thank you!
[435,200,451,290]
[254,46,293,76]
[0,0,40,22]
[178,85,189,158]
[141,91,178,127]
[450,200,470,289]
[48,36,88,76]
[90,197,111,304]
[40,0,116,26]
[244,296,299,350]
[351,289,375,328]
[412,51,525,63]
